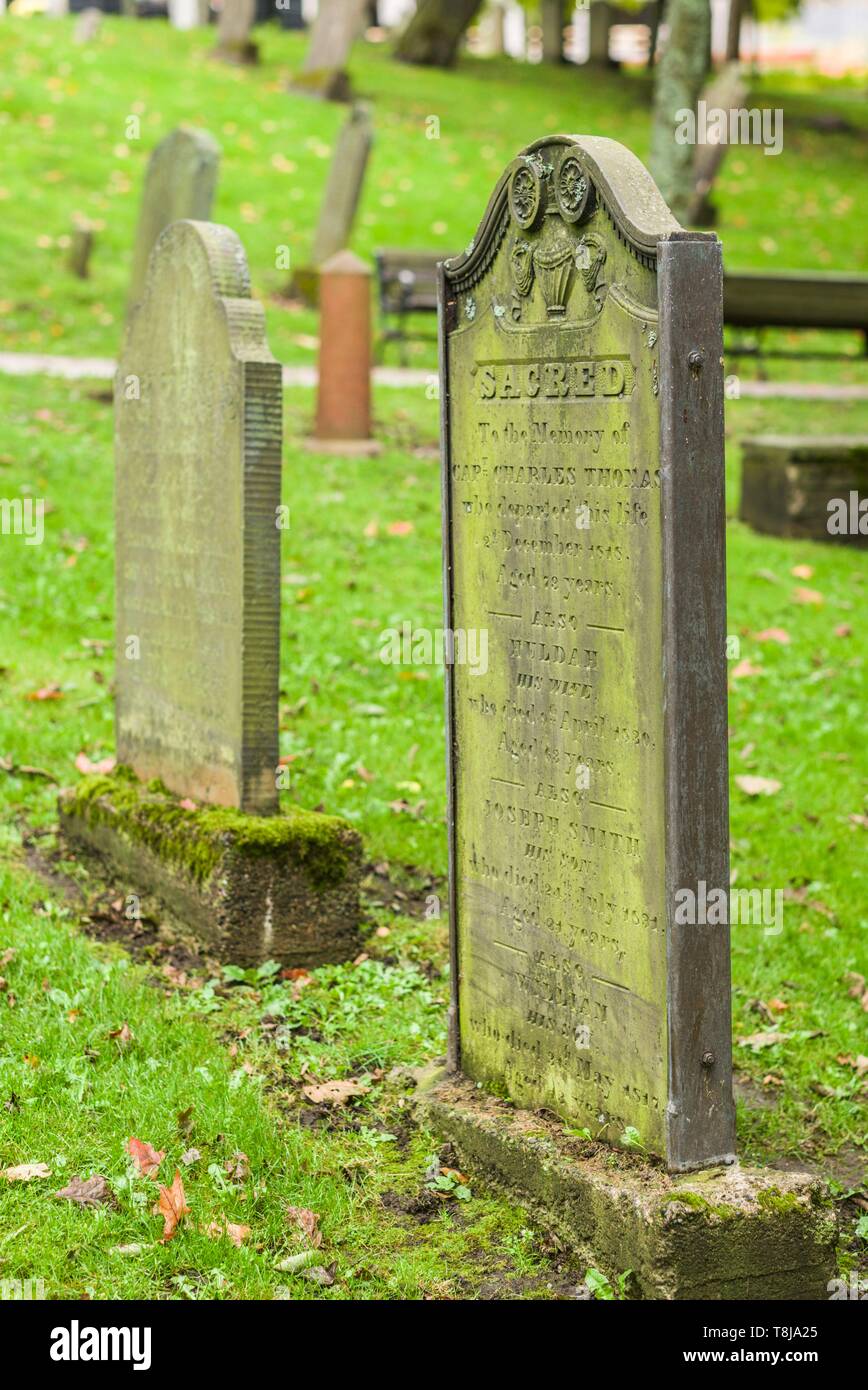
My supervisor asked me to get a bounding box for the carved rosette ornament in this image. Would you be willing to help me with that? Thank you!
[508,158,544,230]
[555,153,594,224]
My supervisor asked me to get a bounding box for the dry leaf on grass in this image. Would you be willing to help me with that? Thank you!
[731,659,763,679]
[55,1174,116,1208]
[836,1054,868,1076]
[302,1078,370,1106]
[223,1151,249,1182]
[791,564,814,579]
[286,1205,322,1248]
[75,752,116,775]
[108,1022,133,1047]
[844,973,868,1010]
[204,1220,251,1248]
[792,586,823,605]
[153,1170,189,1242]
[737,1031,792,1051]
[735,775,782,797]
[127,1137,165,1179]
[754,628,791,644]
[2,1163,51,1181]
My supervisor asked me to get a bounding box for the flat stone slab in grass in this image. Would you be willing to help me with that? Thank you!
[740,435,868,546]
[59,773,363,968]
[420,1075,837,1301]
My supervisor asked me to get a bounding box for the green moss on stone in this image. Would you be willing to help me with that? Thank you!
[63,769,358,888]
[664,1191,739,1220]
[757,1186,802,1216]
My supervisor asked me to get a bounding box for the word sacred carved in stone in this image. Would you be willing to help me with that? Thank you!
[440,135,734,1171]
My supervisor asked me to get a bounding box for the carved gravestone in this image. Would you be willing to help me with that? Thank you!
[289,101,373,304]
[439,136,734,1171]
[290,0,368,101]
[313,101,373,266]
[127,128,220,314]
[212,0,259,65]
[116,220,281,814]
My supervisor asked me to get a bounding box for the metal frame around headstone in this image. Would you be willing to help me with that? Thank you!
[438,135,734,1172]
[115,220,282,816]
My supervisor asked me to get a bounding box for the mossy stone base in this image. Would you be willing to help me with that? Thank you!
[419,1074,837,1300]
[740,435,868,546]
[58,771,362,967]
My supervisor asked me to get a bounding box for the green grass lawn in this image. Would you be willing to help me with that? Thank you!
[0,16,866,1300]
[1,16,868,378]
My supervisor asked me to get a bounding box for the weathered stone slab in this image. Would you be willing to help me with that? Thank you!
[212,0,259,65]
[313,101,373,267]
[116,219,281,814]
[60,773,363,968]
[419,1074,837,1300]
[289,0,368,101]
[740,435,868,547]
[439,136,733,1171]
[288,101,373,305]
[67,217,94,279]
[127,128,220,314]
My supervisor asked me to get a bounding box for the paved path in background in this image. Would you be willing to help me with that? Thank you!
[1,351,867,399]
[0,352,431,390]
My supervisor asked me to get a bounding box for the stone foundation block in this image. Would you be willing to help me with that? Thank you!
[58,771,362,967]
[419,1074,837,1301]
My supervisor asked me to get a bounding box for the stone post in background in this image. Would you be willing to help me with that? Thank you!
[310,251,380,455]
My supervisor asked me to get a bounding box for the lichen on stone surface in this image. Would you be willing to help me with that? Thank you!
[62,768,359,888]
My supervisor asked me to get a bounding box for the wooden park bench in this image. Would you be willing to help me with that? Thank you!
[723,270,868,358]
[375,249,868,362]
[374,249,441,362]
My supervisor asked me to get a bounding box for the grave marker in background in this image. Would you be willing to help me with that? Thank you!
[61,218,363,968]
[289,101,373,303]
[116,219,281,814]
[438,135,734,1172]
[212,0,259,65]
[127,127,220,314]
[310,250,378,454]
[290,0,368,101]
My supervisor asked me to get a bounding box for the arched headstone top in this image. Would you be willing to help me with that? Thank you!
[130,220,277,369]
[444,135,682,300]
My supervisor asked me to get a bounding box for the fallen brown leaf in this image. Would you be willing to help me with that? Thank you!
[223,1151,249,1182]
[737,1031,792,1051]
[754,628,791,645]
[127,1136,165,1179]
[735,775,782,797]
[153,1170,189,1241]
[55,1174,116,1208]
[837,1053,868,1076]
[3,1162,52,1181]
[204,1220,250,1248]
[286,1205,322,1248]
[302,1078,370,1106]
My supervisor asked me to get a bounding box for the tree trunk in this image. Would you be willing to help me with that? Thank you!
[394,0,485,67]
[649,0,711,222]
[725,0,744,61]
[541,0,564,63]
